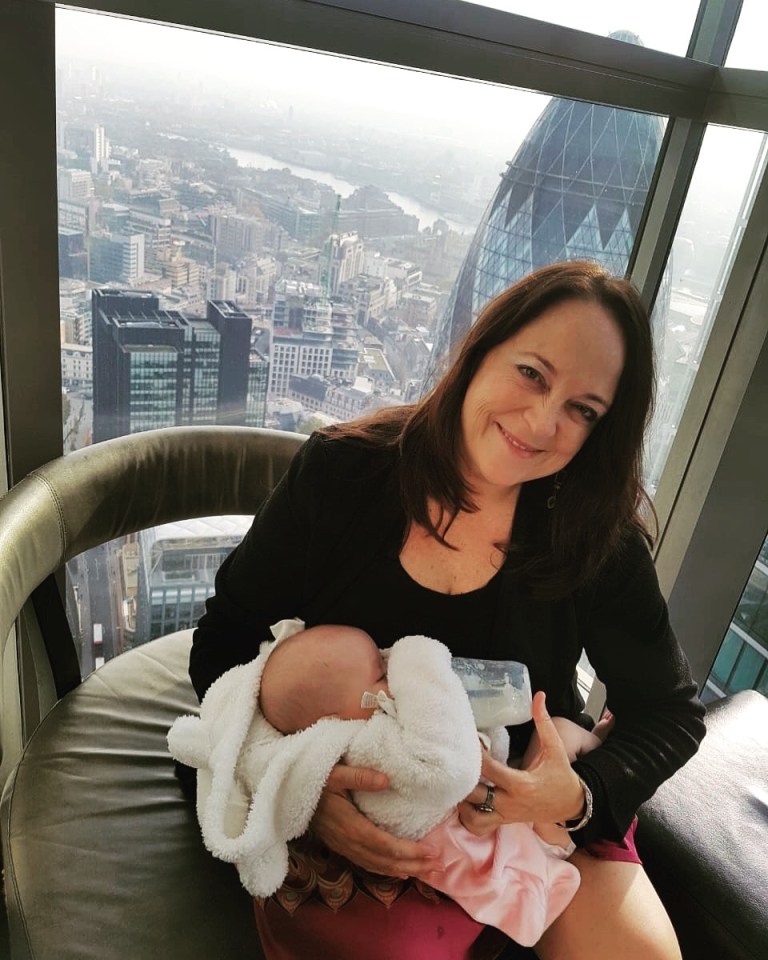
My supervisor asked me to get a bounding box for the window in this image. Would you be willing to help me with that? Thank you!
[645,126,768,490]
[726,0,768,69]
[458,1,701,55]
[54,8,678,668]
[0,2,737,703]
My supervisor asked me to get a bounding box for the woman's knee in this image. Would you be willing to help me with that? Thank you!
[534,853,682,960]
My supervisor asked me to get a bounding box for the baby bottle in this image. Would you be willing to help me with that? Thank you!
[451,657,532,727]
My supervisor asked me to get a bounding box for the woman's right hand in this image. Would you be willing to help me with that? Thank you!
[310,764,443,879]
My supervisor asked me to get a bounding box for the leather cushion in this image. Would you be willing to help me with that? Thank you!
[636,690,768,960]
[1,632,262,960]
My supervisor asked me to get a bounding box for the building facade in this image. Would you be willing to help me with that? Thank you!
[133,516,251,644]
[269,291,335,399]
[90,233,145,285]
[91,290,262,440]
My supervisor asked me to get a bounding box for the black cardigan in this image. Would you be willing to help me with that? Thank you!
[191,432,706,846]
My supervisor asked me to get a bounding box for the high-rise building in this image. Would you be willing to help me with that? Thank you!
[325,232,365,295]
[90,233,145,285]
[58,229,88,280]
[269,290,335,399]
[62,120,110,173]
[432,30,664,364]
[91,290,263,441]
[57,168,94,202]
[133,516,251,644]
[210,212,269,259]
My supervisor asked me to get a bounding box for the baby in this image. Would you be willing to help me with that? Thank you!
[260,622,596,848]
[168,621,598,947]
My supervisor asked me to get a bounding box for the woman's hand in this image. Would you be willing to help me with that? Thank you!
[459,691,587,837]
[310,764,443,879]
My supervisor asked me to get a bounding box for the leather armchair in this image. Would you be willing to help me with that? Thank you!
[0,426,765,959]
[0,426,302,960]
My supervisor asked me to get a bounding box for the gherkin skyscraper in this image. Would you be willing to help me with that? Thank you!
[432,30,665,368]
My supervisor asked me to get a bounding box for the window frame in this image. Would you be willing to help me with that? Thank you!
[1,0,768,735]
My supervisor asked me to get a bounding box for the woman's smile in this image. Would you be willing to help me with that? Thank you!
[495,423,543,457]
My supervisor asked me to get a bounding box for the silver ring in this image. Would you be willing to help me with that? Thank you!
[476,784,495,814]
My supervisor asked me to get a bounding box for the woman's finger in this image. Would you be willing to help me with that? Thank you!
[326,764,389,793]
[528,691,563,750]
[479,748,521,782]
[457,800,501,837]
[311,789,440,878]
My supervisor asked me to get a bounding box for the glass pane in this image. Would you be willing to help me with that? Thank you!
[56,9,666,672]
[645,126,768,492]
[729,643,764,693]
[734,561,768,646]
[725,1,768,69]
[706,535,768,700]
[458,2,700,56]
[710,629,741,686]
[66,518,250,675]
[430,101,666,383]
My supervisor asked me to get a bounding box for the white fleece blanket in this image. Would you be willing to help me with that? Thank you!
[168,626,505,898]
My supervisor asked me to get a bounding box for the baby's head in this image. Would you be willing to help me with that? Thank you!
[259,624,389,734]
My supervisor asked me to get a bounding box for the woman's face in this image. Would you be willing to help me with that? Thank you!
[459,298,625,496]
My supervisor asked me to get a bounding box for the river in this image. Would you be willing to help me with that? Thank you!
[227,146,474,234]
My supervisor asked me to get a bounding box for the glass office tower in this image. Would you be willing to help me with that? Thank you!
[432,31,664,365]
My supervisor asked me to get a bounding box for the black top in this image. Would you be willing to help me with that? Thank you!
[317,550,503,655]
[191,431,706,845]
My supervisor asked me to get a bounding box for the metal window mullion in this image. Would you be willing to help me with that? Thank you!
[660,234,768,685]
[685,0,743,63]
[628,0,744,309]
[40,0,713,121]
[0,0,62,483]
[707,66,768,132]
[653,136,768,580]
[0,0,62,765]
[627,116,708,311]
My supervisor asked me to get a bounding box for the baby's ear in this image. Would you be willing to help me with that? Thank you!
[167,714,209,769]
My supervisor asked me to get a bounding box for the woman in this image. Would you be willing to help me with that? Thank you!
[190,261,706,960]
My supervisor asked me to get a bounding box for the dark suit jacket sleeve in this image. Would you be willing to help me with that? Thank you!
[570,533,707,844]
[189,432,327,700]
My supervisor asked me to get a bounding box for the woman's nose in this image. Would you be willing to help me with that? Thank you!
[524,400,558,439]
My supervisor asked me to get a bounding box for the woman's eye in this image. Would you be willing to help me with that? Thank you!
[573,403,598,424]
[518,365,543,383]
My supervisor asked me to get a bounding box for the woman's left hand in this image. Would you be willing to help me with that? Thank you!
[459,691,587,837]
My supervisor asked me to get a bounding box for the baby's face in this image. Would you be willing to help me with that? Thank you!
[331,627,390,721]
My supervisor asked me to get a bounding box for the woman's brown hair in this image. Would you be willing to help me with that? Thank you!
[323,261,656,596]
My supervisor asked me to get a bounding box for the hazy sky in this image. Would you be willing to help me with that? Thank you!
[55,1,767,147]
[55,3,767,202]
[56,6,546,148]
[51,3,707,148]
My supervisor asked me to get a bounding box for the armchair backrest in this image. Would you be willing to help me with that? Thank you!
[0,426,304,786]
